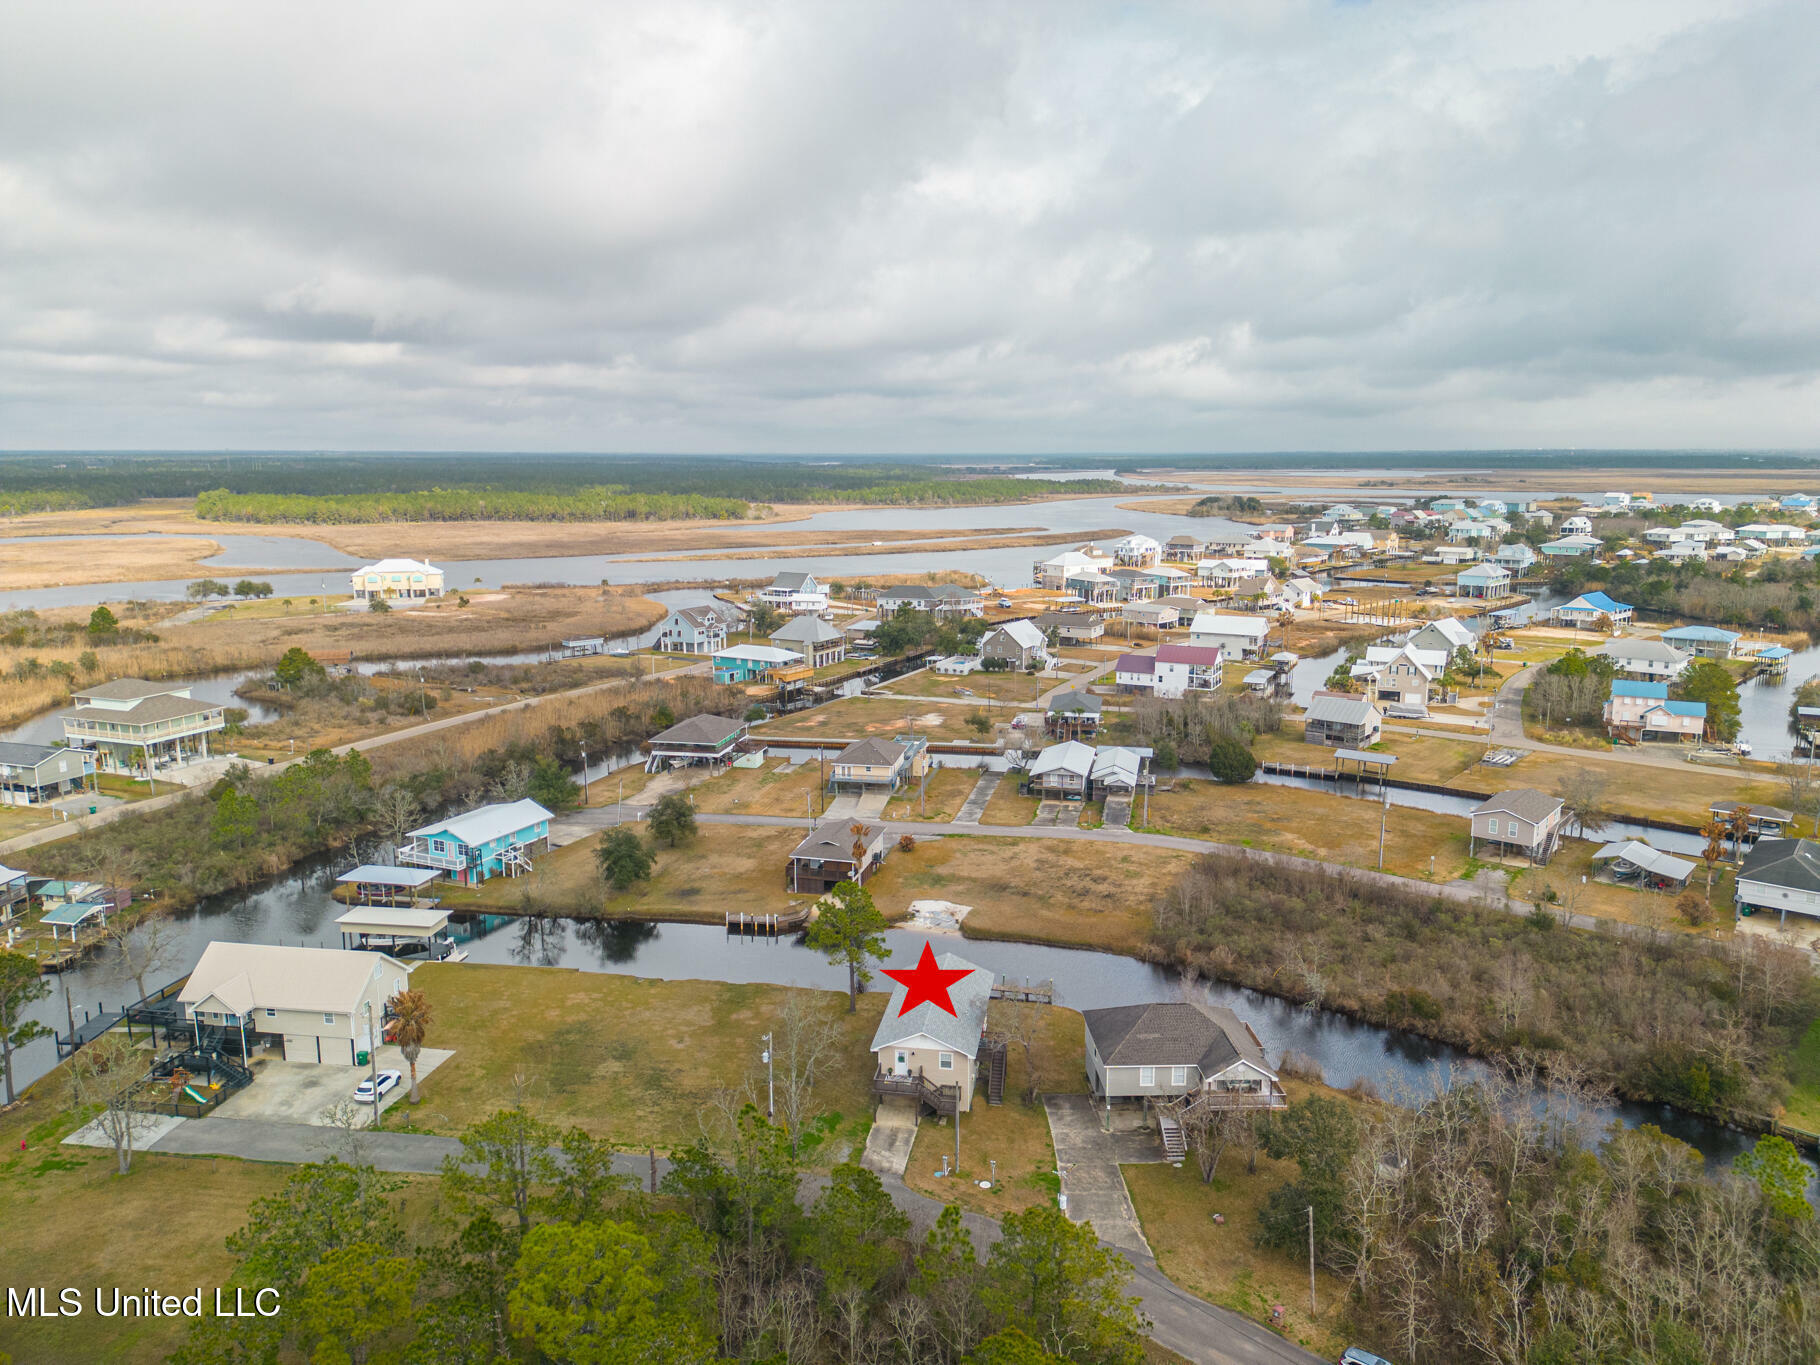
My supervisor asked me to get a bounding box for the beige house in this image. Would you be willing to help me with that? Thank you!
[828,737,926,793]
[1082,1001,1285,1111]
[179,942,409,1065]
[1468,789,1565,864]
[870,951,993,1115]
[350,558,444,601]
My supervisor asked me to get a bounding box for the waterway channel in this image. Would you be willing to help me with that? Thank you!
[14,852,1812,1195]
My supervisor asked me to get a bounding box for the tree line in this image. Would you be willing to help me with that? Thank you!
[1151,853,1820,1122]
[194,487,756,525]
[1261,1080,1818,1364]
[167,1105,1149,1365]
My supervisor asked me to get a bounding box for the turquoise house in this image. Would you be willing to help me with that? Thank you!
[400,798,552,886]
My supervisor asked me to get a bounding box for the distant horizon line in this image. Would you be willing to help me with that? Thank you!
[4,447,1819,462]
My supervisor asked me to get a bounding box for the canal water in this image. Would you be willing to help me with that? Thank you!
[14,852,1807,1192]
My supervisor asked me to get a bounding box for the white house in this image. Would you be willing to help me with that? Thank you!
[758,572,829,614]
[1114,653,1157,693]
[655,604,730,655]
[180,943,409,1066]
[1112,534,1162,567]
[1152,643,1224,698]
[1491,543,1538,573]
[1033,547,1113,590]
[350,558,444,602]
[1456,563,1512,599]
[1560,515,1594,536]
[64,679,226,775]
[1736,839,1820,925]
[1409,617,1475,657]
[1592,638,1690,681]
[1552,592,1633,628]
[1188,611,1270,660]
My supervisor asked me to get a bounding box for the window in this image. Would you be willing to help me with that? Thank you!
[1486,817,1500,837]
[1171,1066,1188,1087]
[1139,1066,1155,1087]
[265,1008,276,1018]
[323,1013,335,1025]
[938,1052,954,1070]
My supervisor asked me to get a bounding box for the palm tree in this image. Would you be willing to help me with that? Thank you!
[387,988,434,1104]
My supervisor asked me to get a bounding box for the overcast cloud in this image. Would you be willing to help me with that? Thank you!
[2,0,1816,453]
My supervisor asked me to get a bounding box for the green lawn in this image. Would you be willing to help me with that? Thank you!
[1786,1018,1820,1133]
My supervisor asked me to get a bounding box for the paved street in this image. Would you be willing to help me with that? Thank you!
[115,1111,1319,1365]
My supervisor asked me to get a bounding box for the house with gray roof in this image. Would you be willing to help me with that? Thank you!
[1592,637,1691,682]
[1303,692,1382,748]
[979,619,1050,670]
[655,604,731,655]
[63,679,226,775]
[828,737,925,793]
[1736,838,1820,925]
[757,571,829,614]
[770,614,846,668]
[1033,610,1105,642]
[0,741,96,807]
[1082,1001,1284,1109]
[870,951,993,1115]
[787,819,888,895]
[1468,789,1564,864]
[1045,689,1102,737]
[643,714,750,769]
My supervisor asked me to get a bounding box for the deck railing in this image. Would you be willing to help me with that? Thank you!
[871,1070,961,1117]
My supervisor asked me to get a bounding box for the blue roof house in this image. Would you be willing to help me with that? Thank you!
[1552,592,1634,629]
[1659,625,1742,659]
[400,798,552,886]
[1779,494,1813,510]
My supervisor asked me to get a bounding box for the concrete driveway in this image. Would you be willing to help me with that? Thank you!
[954,771,1000,824]
[1033,800,1080,828]
[860,1096,919,1176]
[213,1045,453,1127]
[1044,1093,1158,1256]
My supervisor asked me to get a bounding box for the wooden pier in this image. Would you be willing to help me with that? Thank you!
[726,905,813,935]
[988,977,1054,1005]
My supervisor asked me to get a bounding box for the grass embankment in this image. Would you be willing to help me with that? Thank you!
[404,964,881,1148]
[752,695,996,744]
[903,1001,1085,1218]
[883,767,980,821]
[1785,1019,1820,1133]
[1124,1079,1361,1360]
[441,824,808,921]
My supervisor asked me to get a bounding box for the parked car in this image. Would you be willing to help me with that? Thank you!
[354,1069,403,1104]
[997,597,1015,608]
[1339,1349,1394,1365]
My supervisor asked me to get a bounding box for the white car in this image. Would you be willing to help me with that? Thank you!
[354,1069,403,1104]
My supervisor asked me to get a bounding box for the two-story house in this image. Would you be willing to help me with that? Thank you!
[400,798,552,886]
[654,604,730,655]
[770,615,846,668]
[787,819,889,894]
[179,942,408,1066]
[1602,680,1706,742]
[758,572,829,615]
[64,679,226,775]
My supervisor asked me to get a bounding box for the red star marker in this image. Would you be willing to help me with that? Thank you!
[882,942,975,1018]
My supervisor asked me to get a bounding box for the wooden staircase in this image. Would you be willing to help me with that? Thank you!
[1157,1113,1186,1161]
[982,1038,1008,1105]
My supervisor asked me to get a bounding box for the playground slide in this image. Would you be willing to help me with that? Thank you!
[182,1085,210,1104]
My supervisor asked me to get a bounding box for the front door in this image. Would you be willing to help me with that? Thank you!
[894,1051,909,1076]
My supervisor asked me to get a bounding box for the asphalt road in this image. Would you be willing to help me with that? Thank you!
[141,1113,1322,1365]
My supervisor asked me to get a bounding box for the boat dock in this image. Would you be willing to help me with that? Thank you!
[726,905,813,935]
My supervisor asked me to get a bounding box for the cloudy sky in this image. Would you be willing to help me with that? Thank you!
[3,0,1816,454]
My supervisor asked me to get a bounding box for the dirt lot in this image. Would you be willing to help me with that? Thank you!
[753,696,993,744]
[878,668,1049,704]
[883,767,979,821]
[687,756,829,818]
[979,777,1042,827]
[871,835,1195,955]
[440,822,809,921]
[407,963,883,1148]
[1145,778,1472,882]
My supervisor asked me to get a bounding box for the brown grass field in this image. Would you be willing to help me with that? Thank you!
[877,668,1050,704]
[1122,1079,1360,1361]
[405,964,884,1147]
[686,756,829,818]
[752,695,991,744]
[978,778,1042,827]
[875,835,1191,955]
[883,767,980,821]
[441,822,810,920]
[1144,779,1473,883]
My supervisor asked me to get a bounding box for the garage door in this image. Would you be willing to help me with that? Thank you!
[283,1034,323,1063]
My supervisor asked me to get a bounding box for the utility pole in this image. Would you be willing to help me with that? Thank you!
[365,1001,382,1130]
[954,1102,961,1172]
[1307,1205,1317,1315]
[579,746,589,803]
[762,1033,774,1119]
[1377,778,1389,870]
